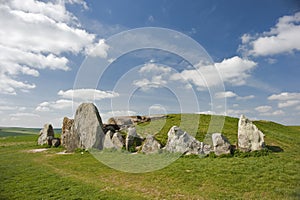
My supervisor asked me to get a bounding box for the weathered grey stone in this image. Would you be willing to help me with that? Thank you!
[38,124,54,145]
[107,116,133,127]
[141,135,161,154]
[238,115,265,152]
[164,126,209,155]
[61,117,74,148]
[111,132,125,149]
[211,133,231,156]
[51,138,61,147]
[103,130,115,149]
[73,103,105,150]
[125,127,143,151]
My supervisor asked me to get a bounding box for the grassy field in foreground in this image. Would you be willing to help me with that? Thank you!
[0,114,299,199]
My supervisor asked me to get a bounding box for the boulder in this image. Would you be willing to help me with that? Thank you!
[125,127,143,151]
[164,126,210,155]
[38,124,54,145]
[107,116,133,127]
[103,131,115,149]
[51,138,61,147]
[73,103,105,150]
[211,133,231,156]
[141,135,161,154]
[238,115,265,152]
[111,132,125,149]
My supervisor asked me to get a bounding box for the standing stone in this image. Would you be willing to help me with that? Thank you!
[103,131,115,149]
[125,127,143,151]
[73,103,105,150]
[61,117,74,146]
[38,124,54,145]
[141,135,161,154]
[211,133,231,156]
[164,126,210,155]
[238,115,265,152]
[111,132,125,149]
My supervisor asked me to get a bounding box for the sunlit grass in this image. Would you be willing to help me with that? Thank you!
[0,115,299,199]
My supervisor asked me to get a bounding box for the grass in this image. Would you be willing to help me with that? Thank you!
[0,114,299,199]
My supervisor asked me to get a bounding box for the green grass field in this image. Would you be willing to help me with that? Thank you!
[0,114,299,199]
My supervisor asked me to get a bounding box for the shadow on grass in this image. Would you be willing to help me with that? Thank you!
[266,145,284,153]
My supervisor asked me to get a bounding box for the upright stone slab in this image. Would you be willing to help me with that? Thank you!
[38,124,54,145]
[103,130,115,149]
[61,117,74,145]
[125,127,143,151]
[164,126,209,155]
[238,115,265,152]
[111,132,125,149]
[211,133,231,156]
[73,103,105,150]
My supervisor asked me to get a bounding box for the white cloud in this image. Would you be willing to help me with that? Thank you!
[241,33,253,44]
[268,92,300,109]
[0,74,36,95]
[236,95,255,100]
[226,109,252,117]
[278,100,300,108]
[101,110,137,122]
[171,56,257,89]
[215,91,237,99]
[9,112,39,117]
[0,0,105,95]
[268,92,300,101]
[85,39,109,58]
[260,110,285,116]
[139,63,172,74]
[58,89,119,101]
[36,99,74,112]
[240,12,300,56]
[255,105,272,113]
[133,63,172,91]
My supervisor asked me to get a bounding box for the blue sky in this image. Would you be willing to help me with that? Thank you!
[0,0,299,127]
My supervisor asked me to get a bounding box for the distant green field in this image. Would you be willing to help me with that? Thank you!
[0,114,299,199]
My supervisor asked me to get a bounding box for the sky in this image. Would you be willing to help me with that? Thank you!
[0,0,299,128]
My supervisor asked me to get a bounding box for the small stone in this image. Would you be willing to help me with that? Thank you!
[51,138,61,147]
[141,135,161,154]
[37,124,54,146]
[211,133,231,156]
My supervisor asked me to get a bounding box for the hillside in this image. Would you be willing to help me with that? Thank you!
[0,114,299,199]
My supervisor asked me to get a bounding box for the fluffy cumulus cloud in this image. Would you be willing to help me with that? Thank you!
[171,56,257,89]
[58,89,119,101]
[35,99,74,112]
[215,91,255,100]
[268,92,300,110]
[36,88,119,112]
[133,63,172,90]
[240,12,300,56]
[85,39,109,58]
[0,0,107,95]
[215,91,237,99]
[255,105,272,113]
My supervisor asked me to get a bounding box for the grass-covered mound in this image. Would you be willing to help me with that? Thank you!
[0,114,299,199]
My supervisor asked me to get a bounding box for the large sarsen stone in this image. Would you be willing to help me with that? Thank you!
[238,115,265,152]
[73,103,105,150]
